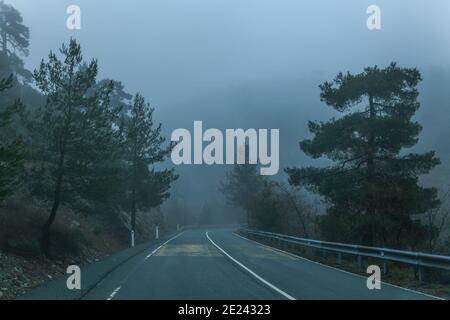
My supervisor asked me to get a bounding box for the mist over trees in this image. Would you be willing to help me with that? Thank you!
[221,148,316,234]
[287,63,441,248]
[220,154,265,226]
[0,1,28,204]
[0,75,23,202]
[29,41,178,253]
[0,0,31,81]
[221,63,446,251]
[0,1,449,258]
[31,39,123,252]
[120,93,177,244]
[0,2,178,255]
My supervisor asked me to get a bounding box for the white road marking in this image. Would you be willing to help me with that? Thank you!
[105,232,185,300]
[107,286,121,301]
[234,233,443,300]
[206,231,296,301]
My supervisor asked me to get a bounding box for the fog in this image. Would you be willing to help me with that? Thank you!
[10,0,450,216]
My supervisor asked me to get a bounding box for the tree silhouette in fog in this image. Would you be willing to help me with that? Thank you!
[287,63,441,247]
[120,93,177,243]
[0,75,23,201]
[32,39,120,253]
[0,1,31,80]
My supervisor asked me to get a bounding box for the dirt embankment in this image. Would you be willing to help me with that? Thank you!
[0,200,131,300]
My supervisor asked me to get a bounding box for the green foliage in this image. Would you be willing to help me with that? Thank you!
[221,165,284,231]
[30,39,121,206]
[220,161,265,226]
[221,154,286,230]
[0,74,24,201]
[0,1,29,56]
[287,63,440,247]
[0,1,31,81]
[120,93,177,231]
[29,39,125,251]
[131,162,177,209]
[0,1,179,252]
[250,181,284,232]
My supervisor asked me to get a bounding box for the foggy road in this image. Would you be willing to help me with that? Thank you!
[80,229,437,300]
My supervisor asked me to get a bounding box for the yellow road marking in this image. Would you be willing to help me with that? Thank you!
[155,244,221,257]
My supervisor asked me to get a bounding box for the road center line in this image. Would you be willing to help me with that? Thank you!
[105,232,185,300]
[106,286,121,301]
[206,231,296,301]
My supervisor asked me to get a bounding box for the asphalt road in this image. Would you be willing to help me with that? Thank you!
[81,228,437,300]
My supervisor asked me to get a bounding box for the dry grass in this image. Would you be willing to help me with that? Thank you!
[0,199,130,299]
[0,200,84,258]
[0,199,127,259]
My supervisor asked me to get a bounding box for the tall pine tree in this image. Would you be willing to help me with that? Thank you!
[121,93,177,245]
[32,39,119,253]
[0,1,29,56]
[287,63,440,247]
[0,74,23,201]
[0,1,31,80]
[220,145,265,227]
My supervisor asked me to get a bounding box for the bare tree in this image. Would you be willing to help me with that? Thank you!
[273,182,319,238]
[425,185,450,252]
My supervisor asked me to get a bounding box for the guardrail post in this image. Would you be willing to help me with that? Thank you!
[244,229,450,279]
[357,255,362,269]
[383,262,388,275]
[416,266,423,283]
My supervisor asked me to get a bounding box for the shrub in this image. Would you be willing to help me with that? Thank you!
[0,200,86,258]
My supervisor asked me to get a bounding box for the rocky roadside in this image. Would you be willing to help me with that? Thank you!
[0,248,110,300]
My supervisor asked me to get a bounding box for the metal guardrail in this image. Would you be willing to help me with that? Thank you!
[241,229,450,282]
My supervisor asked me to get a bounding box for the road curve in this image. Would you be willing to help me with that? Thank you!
[82,228,437,300]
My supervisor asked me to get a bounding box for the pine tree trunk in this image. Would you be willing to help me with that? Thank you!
[364,95,376,246]
[40,149,65,254]
[130,154,137,237]
[131,187,136,233]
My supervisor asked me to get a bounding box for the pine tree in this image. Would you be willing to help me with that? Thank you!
[0,74,23,201]
[0,1,29,56]
[286,63,440,247]
[32,39,119,253]
[121,93,177,244]
[0,1,31,80]
[220,147,265,227]
[63,80,123,211]
[251,181,283,232]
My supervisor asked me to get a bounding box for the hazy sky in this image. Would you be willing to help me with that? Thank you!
[8,0,450,212]
[10,0,450,107]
